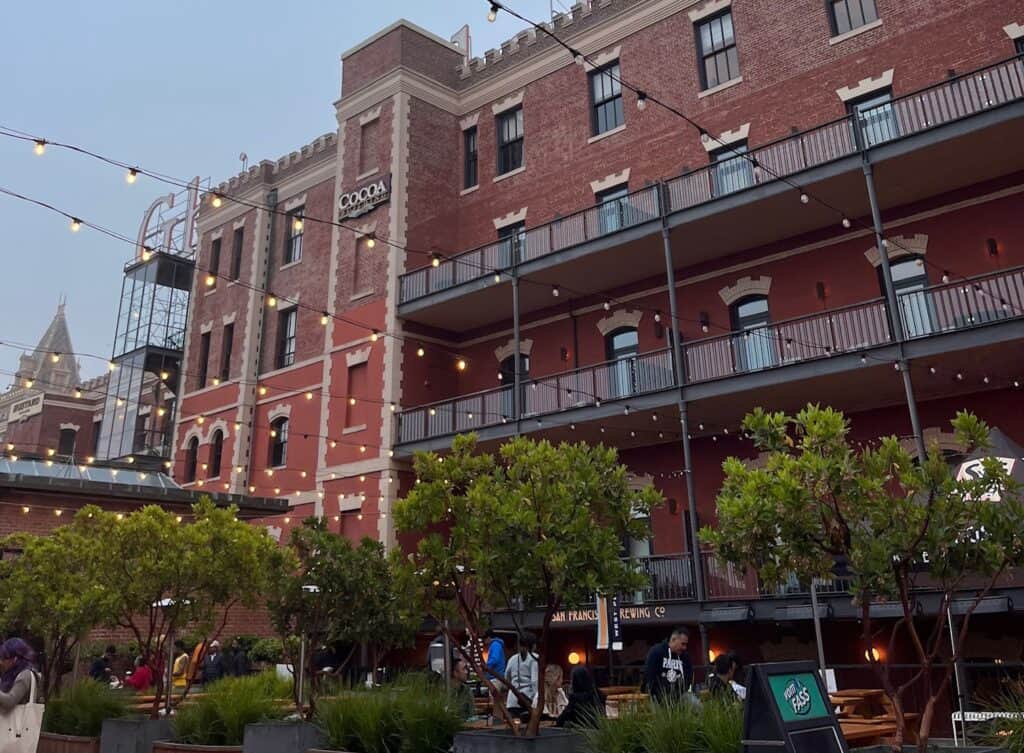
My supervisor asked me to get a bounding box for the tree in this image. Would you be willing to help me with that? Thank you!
[0,514,117,699]
[267,518,416,716]
[702,405,1024,752]
[394,434,659,737]
[93,498,287,717]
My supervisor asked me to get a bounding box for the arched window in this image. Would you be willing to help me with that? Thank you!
[57,428,77,457]
[885,256,933,337]
[731,295,776,371]
[209,430,224,478]
[605,326,639,398]
[185,437,199,483]
[269,417,289,468]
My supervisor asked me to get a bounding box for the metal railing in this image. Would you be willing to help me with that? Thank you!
[397,54,1024,306]
[395,348,674,444]
[395,265,1024,444]
[701,552,855,600]
[622,554,697,604]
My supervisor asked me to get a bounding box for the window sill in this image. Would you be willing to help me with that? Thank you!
[227,279,240,286]
[493,165,526,183]
[698,76,743,99]
[460,184,480,196]
[350,290,375,302]
[342,424,367,435]
[204,286,217,296]
[829,19,883,45]
[357,168,380,181]
[280,259,302,271]
[587,123,626,144]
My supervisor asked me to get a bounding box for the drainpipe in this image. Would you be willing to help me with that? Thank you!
[658,182,706,603]
[861,156,926,460]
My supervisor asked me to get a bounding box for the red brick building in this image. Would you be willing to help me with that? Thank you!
[175,0,1024,695]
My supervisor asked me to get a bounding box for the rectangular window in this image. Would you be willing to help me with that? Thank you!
[284,208,303,264]
[219,323,234,381]
[710,142,755,196]
[496,107,524,175]
[596,184,630,234]
[208,238,221,288]
[829,0,879,36]
[590,62,624,135]
[463,127,478,189]
[353,236,374,295]
[359,120,379,175]
[497,221,525,268]
[346,363,369,428]
[696,11,740,90]
[230,227,244,280]
[276,308,297,369]
[197,331,211,388]
[848,90,898,148]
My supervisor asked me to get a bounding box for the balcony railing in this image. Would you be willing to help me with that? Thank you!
[702,552,855,601]
[395,265,1024,445]
[623,553,697,604]
[398,54,1024,306]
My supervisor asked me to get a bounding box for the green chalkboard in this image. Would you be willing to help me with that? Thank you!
[768,672,831,722]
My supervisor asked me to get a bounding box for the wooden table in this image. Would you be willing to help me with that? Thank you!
[840,720,898,746]
[600,685,640,698]
[830,689,888,718]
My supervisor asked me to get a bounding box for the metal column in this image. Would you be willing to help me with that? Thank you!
[861,158,926,460]
[512,270,522,435]
[659,183,707,603]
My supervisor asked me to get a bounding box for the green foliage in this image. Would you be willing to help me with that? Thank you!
[982,689,1024,753]
[267,519,417,709]
[580,701,740,753]
[41,680,131,737]
[314,677,463,753]
[703,406,1024,599]
[0,511,118,697]
[249,637,284,665]
[172,672,290,746]
[698,699,743,753]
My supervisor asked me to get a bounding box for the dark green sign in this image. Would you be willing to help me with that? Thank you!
[768,672,830,722]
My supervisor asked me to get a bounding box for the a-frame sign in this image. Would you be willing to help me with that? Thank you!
[742,661,849,753]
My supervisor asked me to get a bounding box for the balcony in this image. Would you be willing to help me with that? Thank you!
[396,265,1024,447]
[625,553,698,604]
[398,54,1024,332]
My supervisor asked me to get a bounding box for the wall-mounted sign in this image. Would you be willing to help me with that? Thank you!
[552,604,667,625]
[9,391,44,422]
[338,174,391,220]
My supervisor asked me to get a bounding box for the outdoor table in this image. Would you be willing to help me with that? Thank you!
[599,685,640,697]
[829,688,887,718]
[839,720,898,745]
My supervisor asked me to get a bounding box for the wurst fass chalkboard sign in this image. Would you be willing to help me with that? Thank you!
[742,661,848,753]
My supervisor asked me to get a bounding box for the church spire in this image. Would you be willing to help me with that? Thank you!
[15,301,81,393]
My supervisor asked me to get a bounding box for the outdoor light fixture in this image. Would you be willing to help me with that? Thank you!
[636,91,648,110]
[211,193,223,208]
[699,311,710,333]
[986,237,999,256]
[70,217,82,232]
[126,168,139,184]
[487,2,499,22]
[33,140,46,156]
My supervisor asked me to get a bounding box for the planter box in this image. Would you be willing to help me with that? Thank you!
[39,732,101,753]
[454,728,585,753]
[100,718,174,753]
[152,743,243,753]
[242,722,325,753]
[854,746,1006,753]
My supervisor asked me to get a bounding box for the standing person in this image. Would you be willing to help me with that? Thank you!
[705,652,741,701]
[556,666,605,728]
[89,645,117,683]
[644,627,693,702]
[451,658,476,720]
[0,638,38,710]
[484,630,506,681]
[505,634,538,722]
[227,638,250,677]
[171,641,191,689]
[201,640,226,684]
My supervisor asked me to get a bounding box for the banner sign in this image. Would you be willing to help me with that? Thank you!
[609,595,623,650]
[338,174,391,220]
[9,391,43,422]
[596,596,609,650]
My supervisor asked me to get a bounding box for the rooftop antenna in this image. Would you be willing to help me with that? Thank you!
[239,152,248,172]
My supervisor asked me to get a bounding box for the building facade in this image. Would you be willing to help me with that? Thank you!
[174,0,1024,686]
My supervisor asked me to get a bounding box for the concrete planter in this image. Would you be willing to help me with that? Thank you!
[152,742,242,753]
[854,746,1006,753]
[242,722,325,753]
[453,728,585,753]
[100,718,174,753]
[38,732,101,753]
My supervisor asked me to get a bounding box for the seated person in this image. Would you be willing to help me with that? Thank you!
[556,666,605,728]
[123,655,155,691]
[705,653,742,701]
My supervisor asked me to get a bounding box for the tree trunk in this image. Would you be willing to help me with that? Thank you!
[917,693,939,753]
[526,653,546,737]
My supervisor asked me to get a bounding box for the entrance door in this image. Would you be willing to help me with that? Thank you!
[499,354,530,419]
[605,327,639,399]
[731,296,776,372]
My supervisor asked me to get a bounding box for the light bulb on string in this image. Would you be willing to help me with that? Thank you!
[125,168,139,184]
[370,330,379,342]
[33,140,46,156]
[365,234,376,249]
[211,193,223,208]
[842,217,851,228]
[431,254,441,268]
[70,218,82,232]
[293,216,304,232]
[487,2,499,21]
[636,91,648,111]
[799,193,809,204]
[320,312,329,326]
[456,358,467,371]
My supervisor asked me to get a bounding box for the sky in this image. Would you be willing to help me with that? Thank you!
[0,0,557,386]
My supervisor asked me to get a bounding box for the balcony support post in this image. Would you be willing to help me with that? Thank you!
[861,157,927,460]
[658,183,707,604]
[512,270,522,432]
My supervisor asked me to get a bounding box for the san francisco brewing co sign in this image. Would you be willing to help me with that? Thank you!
[338,174,391,220]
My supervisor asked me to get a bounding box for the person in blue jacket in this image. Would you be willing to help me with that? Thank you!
[484,630,506,680]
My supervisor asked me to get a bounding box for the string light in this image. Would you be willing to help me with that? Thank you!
[70,218,81,232]
[141,246,153,262]
[842,217,851,228]
[125,168,138,184]
[636,91,648,111]
[456,358,467,371]
[211,193,223,208]
[370,330,379,342]
[320,312,329,326]
[293,216,304,232]
[487,2,499,21]
[33,139,46,156]
[267,296,277,308]
[416,347,425,357]
[365,233,376,249]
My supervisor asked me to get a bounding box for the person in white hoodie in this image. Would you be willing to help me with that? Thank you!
[504,633,538,722]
